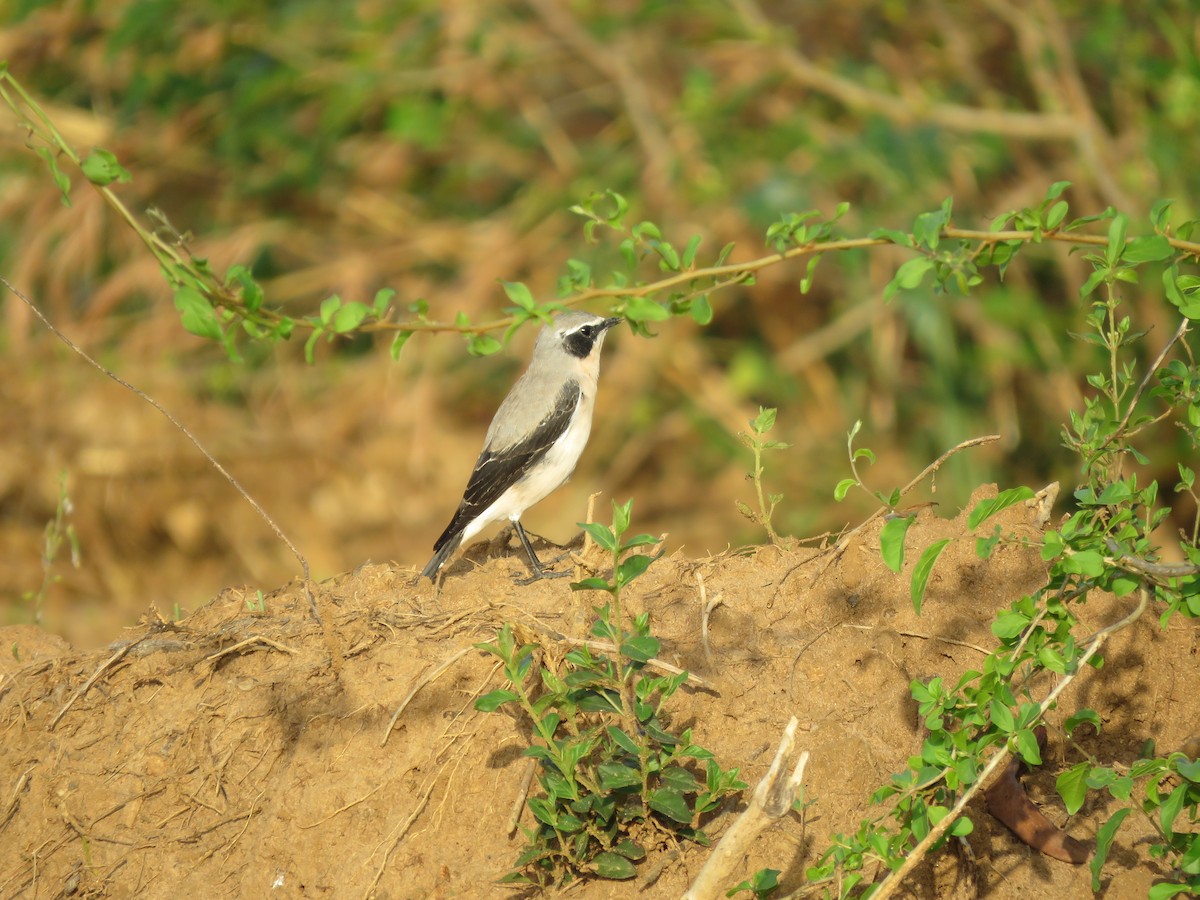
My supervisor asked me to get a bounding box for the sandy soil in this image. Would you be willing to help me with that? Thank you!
[2,487,1196,899]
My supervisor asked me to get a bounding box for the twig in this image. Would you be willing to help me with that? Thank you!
[683,717,810,900]
[696,571,723,668]
[49,641,137,730]
[0,275,322,623]
[841,624,991,655]
[299,783,386,829]
[381,646,477,746]
[1,766,35,833]
[204,636,298,666]
[505,758,539,836]
[870,585,1150,900]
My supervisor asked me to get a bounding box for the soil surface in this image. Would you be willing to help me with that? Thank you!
[2,486,1196,899]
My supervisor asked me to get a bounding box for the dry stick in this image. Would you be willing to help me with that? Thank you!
[696,571,724,669]
[683,717,811,900]
[505,758,539,836]
[204,635,298,664]
[381,646,477,746]
[774,434,1000,600]
[1,767,35,833]
[0,275,322,623]
[869,585,1150,900]
[558,636,712,689]
[49,640,137,730]
[298,783,386,830]
[841,623,991,655]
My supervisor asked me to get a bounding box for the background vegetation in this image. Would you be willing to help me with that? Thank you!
[1,0,1197,642]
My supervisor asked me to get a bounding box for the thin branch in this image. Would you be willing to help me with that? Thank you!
[0,275,320,622]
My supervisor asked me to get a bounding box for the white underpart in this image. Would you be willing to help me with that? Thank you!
[457,391,594,546]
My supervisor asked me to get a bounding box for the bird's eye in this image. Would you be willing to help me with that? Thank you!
[579,325,595,338]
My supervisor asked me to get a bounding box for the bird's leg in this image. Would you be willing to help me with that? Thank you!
[513,520,571,583]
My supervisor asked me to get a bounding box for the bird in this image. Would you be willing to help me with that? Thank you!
[421,310,623,580]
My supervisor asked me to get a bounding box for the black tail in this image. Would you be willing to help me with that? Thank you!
[421,530,463,580]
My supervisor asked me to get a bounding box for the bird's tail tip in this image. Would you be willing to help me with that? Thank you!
[420,535,461,581]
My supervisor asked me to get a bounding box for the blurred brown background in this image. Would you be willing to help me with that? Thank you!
[1,0,1196,647]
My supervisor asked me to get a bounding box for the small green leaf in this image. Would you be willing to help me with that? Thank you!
[466,333,502,356]
[624,295,671,322]
[319,295,341,325]
[910,539,951,615]
[1091,808,1131,891]
[390,330,412,361]
[592,851,637,879]
[597,761,642,790]
[173,286,223,341]
[1064,709,1101,736]
[1015,727,1043,765]
[571,576,612,592]
[475,689,520,712]
[501,280,536,310]
[621,633,660,662]
[834,478,857,501]
[372,288,396,317]
[990,697,1016,733]
[1123,234,1173,263]
[617,553,656,587]
[884,257,934,301]
[992,611,1030,640]
[331,301,369,333]
[1056,762,1090,815]
[649,787,693,823]
[690,294,713,325]
[967,486,1035,529]
[80,148,132,186]
[579,521,617,551]
[880,515,915,573]
[1062,550,1105,577]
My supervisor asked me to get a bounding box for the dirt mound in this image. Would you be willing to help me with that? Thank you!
[1,487,1194,898]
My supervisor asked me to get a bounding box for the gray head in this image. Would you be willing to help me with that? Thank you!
[534,311,622,362]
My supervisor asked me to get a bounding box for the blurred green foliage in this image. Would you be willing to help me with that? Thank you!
[2,0,1198,545]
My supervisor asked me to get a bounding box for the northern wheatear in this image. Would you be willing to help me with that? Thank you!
[421,311,622,580]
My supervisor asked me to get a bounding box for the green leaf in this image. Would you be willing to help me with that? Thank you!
[597,761,642,790]
[1015,728,1043,765]
[1064,709,1101,736]
[80,147,132,186]
[475,689,520,712]
[571,577,612,592]
[624,295,671,322]
[390,330,413,361]
[967,486,1035,529]
[884,257,934,301]
[331,301,369,333]
[880,515,915,573]
[606,725,642,757]
[681,234,702,269]
[1106,213,1129,266]
[910,539,951,615]
[617,553,656,587]
[173,286,223,341]
[949,815,974,837]
[592,851,637,879]
[319,295,341,325]
[690,294,713,325]
[1056,762,1090,815]
[1091,808,1132,891]
[621,633,660,662]
[1062,550,1105,577]
[834,478,857,501]
[466,333,502,356]
[372,287,396,317]
[501,280,536,310]
[579,521,617,551]
[992,611,1030,640]
[1124,234,1173,263]
[990,697,1015,733]
[649,787,693,823]
[1160,782,1188,834]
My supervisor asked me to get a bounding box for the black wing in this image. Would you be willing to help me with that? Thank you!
[431,379,581,553]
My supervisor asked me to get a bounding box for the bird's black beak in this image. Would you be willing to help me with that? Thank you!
[601,317,622,332]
